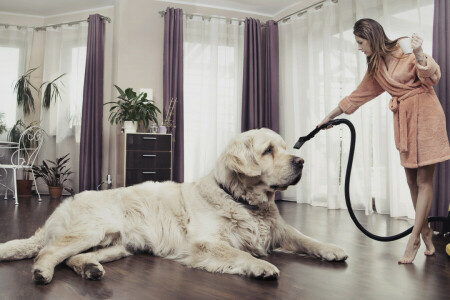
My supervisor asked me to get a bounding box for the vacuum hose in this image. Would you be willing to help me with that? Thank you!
[294,118,414,241]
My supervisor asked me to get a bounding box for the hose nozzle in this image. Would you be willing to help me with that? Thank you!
[294,119,345,150]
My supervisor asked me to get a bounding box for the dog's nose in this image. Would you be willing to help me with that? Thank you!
[292,156,304,168]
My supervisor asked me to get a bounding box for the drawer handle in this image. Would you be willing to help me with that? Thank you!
[143,137,157,140]
[142,171,156,174]
[142,154,156,157]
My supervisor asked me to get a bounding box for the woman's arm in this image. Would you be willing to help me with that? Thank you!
[411,33,441,86]
[317,71,384,129]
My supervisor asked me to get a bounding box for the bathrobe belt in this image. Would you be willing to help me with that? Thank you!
[389,87,429,153]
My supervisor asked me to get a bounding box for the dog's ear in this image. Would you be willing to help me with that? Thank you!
[224,138,261,177]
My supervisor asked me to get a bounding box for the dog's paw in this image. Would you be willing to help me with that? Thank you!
[319,245,348,262]
[32,267,54,284]
[83,263,105,280]
[247,260,280,280]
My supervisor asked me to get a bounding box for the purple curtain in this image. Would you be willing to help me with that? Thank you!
[264,20,280,133]
[243,19,280,199]
[242,19,280,133]
[79,14,105,192]
[430,0,450,232]
[242,18,263,131]
[163,8,184,183]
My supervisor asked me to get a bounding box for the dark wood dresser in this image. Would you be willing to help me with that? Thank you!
[119,133,172,186]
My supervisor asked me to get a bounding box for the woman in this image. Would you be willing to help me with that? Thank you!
[318,18,450,264]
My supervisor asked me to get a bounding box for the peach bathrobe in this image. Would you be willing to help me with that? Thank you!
[339,48,450,168]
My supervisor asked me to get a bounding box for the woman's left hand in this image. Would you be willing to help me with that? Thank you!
[411,33,423,54]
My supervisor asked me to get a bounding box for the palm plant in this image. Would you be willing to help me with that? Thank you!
[14,67,65,115]
[41,73,66,109]
[105,85,161,128]
[14,67,39,116]
[32,153,73,188]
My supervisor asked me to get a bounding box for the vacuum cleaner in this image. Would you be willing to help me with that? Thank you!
[294,118,450,242]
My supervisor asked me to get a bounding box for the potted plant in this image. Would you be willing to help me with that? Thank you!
[32,153,73,198]
[105,85,161,133]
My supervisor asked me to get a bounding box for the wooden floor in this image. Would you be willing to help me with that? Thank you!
[0,196,449,300]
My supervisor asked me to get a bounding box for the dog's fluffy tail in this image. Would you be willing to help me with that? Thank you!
[0,228,45,261]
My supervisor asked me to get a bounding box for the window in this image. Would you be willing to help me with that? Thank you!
[68,46,86,141]
[0,46,20,130]
[183,17,244,182]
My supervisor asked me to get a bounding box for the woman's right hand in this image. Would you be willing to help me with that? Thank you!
[317,116,334,129]
[317,106,344,129]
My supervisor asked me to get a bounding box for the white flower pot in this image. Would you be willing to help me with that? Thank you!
[158,125,167,134]
[123,121,138,133]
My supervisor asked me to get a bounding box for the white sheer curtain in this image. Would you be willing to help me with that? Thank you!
[0,25,33,136]
[0,25,33,195]
[279,0,434,219]
[39,23,88,193]
[183,16,244,182]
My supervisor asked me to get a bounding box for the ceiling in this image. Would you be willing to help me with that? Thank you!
[0,0,307,17]
[0,0,116,17]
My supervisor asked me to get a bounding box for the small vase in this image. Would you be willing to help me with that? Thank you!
[150,124,159,133]
[158,125,167,134]
[123,121,138,133]
[48,186,63,198]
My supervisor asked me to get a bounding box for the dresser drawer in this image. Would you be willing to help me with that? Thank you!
[126,151,171,169]
[126,169,171,186]
[126,134,171,151]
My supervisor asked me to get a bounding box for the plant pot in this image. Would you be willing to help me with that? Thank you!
[48,186,63,198]
[17,179,33,197]
[123,121,138,133]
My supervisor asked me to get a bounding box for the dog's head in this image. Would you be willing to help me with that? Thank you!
[215,128,304,205]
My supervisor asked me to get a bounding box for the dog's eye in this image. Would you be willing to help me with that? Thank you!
[263,146,273,155]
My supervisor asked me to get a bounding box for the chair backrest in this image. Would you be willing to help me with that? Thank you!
[11,126,45,167]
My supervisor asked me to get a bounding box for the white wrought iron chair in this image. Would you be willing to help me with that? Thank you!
[0,141,18,200]
[0,126,44,205]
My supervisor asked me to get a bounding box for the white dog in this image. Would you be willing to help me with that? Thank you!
[0,128,347,284]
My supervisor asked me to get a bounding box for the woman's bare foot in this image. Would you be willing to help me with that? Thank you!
[398,237,421,264]
[421,227,435,256]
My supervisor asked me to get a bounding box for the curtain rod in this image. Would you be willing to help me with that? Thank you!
[158,10,245,24]
[276,0,337,23]
[0,15,111,32]
[0,23,34,29]
[159,0,337,25]
[35,15,111,31]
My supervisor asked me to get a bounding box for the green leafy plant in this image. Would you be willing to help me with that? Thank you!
[14,67,65,115]
[41,73,66,109]
[105,85,161,128]
[0,113,7,135]
[32,153,73,187]
[14,67,39,116]
[7,120,30,144]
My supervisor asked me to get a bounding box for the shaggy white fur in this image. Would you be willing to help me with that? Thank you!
[0,128,348,284]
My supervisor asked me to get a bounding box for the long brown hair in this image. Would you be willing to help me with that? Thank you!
[353,18,400,77]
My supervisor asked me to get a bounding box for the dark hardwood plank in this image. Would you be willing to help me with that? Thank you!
[0,197,448,300]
